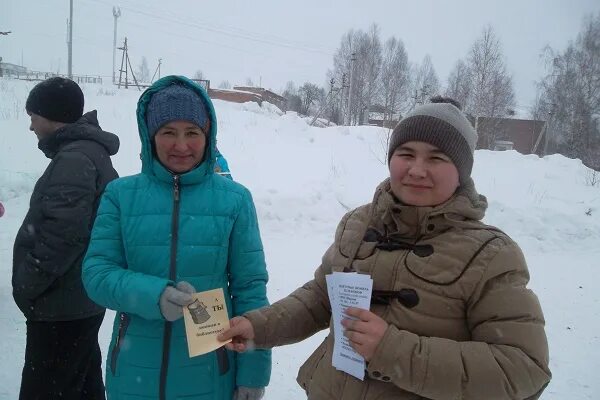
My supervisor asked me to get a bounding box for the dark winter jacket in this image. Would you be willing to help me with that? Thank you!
[12,110,119,321]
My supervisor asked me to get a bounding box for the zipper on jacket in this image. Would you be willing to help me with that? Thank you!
[111,312,131,376]
[159,175,181,400]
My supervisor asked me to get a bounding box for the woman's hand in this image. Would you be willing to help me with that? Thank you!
[342,307,388,362]
[218,316,256,352]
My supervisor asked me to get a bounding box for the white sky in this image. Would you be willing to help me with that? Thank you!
[1,0,598,111]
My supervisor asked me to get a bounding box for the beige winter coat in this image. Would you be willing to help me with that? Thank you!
[246,178,551,400]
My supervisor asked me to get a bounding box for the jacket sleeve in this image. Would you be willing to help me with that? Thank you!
[366,239,551,400]
[244,210,357,349]
[13,151,97,301]
[226,188,271,388]
[82,182,170,321]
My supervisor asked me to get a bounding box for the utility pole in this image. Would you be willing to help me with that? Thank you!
[346,52,356,126]
[310,78,336,127]
[340,73,347,124]
[150,58,162,83]
[117,38,128,88]
[542,109,554,156]
[112,6,121,84]
[117,37,141,91]
[67,0,73,78]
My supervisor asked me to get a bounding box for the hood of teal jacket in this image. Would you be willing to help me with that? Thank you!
[136,75,218,184]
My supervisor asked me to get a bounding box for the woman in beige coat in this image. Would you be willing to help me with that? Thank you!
[219,97,551,400]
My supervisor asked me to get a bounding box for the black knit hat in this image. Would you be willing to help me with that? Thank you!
[387,97,478,183]
[25,77,84,123]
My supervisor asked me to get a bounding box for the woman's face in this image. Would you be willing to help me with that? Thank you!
[389,141,460,206]
[154,120,207,173]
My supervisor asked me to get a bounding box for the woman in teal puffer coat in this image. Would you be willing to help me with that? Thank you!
[83,75,271,400]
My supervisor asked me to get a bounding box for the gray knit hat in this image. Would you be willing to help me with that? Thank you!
[146,84,209,137]
[387,98,477,183]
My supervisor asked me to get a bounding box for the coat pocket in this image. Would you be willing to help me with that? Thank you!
[297,339,328,393]
[215,346,229,375]
[404,235,498,286]
[110,312,131,376]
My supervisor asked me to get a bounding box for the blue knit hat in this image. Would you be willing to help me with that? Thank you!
[146,84,209,137]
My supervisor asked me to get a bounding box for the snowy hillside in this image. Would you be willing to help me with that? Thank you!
[1,78,599,399]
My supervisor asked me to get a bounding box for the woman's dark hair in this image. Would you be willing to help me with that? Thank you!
[429,95,462,111]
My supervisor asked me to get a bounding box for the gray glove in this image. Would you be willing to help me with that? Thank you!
[233,387,265,400]
[159,281,196,321]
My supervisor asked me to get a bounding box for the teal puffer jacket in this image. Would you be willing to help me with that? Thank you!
[83,76,271,400]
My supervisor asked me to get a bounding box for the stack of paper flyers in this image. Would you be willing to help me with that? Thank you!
[326,271,373,380]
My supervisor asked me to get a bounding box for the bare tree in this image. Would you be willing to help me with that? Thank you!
[283,81,298,96]
[193,70,204,80]
[534,13,600,168]
[332,30,356,123]
[137,56,150,83]
[466,26,515,148]
[355,24,383,124]
[323,71,345,124]
[411,55,440,108]
[331,24,382,125]
[445,60,471,109]
[218,80,231,89]
[245,77,255,87]
[298,82,324,116]
[379,37,410,128]
[282,81,302,113]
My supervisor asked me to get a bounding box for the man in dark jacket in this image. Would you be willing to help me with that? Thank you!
[12,77,119,400]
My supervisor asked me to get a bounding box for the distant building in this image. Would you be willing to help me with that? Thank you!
[493,140,514,151]
[0,61,27,77]
[475,116,545,155]
[367,104,401,128]
[233,86,287,111]
[190,79,210,92]
[208,88,263,106]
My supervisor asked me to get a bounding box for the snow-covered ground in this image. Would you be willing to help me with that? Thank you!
[1,78,599,399]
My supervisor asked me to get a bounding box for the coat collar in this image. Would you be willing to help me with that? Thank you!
[37,110,120,159]
[370,178,488,239]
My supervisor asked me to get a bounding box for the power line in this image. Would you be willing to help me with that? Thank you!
[116,0,336,55]
[124,20,269,58]
[75,1,320,66]
[109,20,330,84]
[82,0,335,56]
